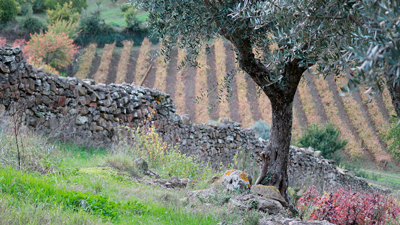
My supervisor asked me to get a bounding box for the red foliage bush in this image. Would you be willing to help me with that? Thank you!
[297,186,400,225]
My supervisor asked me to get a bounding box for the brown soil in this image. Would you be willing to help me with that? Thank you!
[206,45,219,121]
[183,65,197,121]
[304,73,328,123]
[125,48,140,84]
[326,75,375,162]
[294,90,308,128]
[165,47,178,98]
[88,54,101,79]
[224,43,241,124]
[245,75,263,122]
[106,50,121,84]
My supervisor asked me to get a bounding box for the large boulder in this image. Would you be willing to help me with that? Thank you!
[251,185,288,206]
[216,169,251,192]
[229,194,283,215]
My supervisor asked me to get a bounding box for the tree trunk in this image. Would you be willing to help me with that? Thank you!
[254,100,293,201]
[387,78,400,118]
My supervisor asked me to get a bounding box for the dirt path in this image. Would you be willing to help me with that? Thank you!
[106,50,121,84]
[184,65,197,121]
[165,48,178,98]
[206,45,219,121]
[125,48,139,84]
[326,76,375,162]
[224,44,241,124]
[88,54,101,79]
[304,73,328,123]
[294,90,308,128]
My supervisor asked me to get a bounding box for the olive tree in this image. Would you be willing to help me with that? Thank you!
[136,0,363,202]
[341,0,400,117]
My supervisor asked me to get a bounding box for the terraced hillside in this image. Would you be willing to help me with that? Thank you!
[72,39,397,167]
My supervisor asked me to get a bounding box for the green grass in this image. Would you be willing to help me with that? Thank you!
[0,123,226,224]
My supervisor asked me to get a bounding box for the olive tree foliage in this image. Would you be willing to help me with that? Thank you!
[338,0,400,117]
[135,0,361,203]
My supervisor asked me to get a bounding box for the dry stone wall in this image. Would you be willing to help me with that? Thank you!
[0,45,381,193]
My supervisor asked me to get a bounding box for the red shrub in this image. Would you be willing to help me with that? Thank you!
[297,186,400,224]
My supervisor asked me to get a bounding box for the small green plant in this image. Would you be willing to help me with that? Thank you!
[297,123,347,160]
[250,119,271,140]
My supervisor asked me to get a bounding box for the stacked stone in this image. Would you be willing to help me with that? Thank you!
[0,45,176,145]
[0,46,383,194]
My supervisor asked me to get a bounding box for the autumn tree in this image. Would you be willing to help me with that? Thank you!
[136,0,390,205]
[23,30,78,71]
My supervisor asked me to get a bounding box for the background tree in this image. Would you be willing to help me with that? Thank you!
[46,2,80,24]
[135,0,365,204]
[23,30,78,71]
[0,0,20,23]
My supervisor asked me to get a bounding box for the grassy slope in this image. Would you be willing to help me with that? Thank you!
[0,138,222,224]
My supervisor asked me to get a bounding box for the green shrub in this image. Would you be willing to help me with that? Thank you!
[124,7,140,32]
[46,2,80,24]
[19,15,45,35]
[0,0,20,23]
[250,119,271,140]
[119,3,132,12]
[20,3,33,16]
[297,123,347,159]
[384,117,400,163]
[44,0,87,12]
[78,11,112,35]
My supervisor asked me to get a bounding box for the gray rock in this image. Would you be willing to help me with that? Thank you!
[76,115,88,125]
[134,157,148,171]
[229,194,283,215]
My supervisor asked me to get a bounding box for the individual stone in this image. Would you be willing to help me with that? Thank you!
[314,151,322,157]
[250,185,288,207]
[76,115,88,125]
[216,169,251,192]
[181,114,191,125]
[134,157,148,171]
[228,194,283,215]
[0,62,10,73]
[0,104,5,115]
